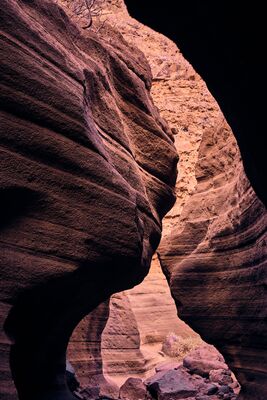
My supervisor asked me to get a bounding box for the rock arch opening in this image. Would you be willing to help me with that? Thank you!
[1,1,266,400]
[66,1,265,399]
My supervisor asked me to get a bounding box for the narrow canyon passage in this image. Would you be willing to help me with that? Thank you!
[0,1,266,400]
[62,1,267,399]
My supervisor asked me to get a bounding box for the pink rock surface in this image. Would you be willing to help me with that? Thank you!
[146,368,198,400]
[209,369,233,386]
[0,1,177,398]
[159,120,267,398]
[183,345,228,377]
[119,377,150,400]
[60,3,267,399]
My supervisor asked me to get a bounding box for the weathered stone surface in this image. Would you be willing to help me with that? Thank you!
[143,348,240,400]
[155,361,182,373]
[123,3,267,396]
[57,3,267,400]
[2,2,265,400]
[125,0,267,207]
[119,377,149,400]
[183,345,228,377]
[67,300,120,398]
[101,257,198,384]
[205,384,219,395]
[0,1,177,399]
[80,386,100,400]
[66,0,202,384]
[158,114,267,399]
[209,370,232,386]
[146,368,198,400]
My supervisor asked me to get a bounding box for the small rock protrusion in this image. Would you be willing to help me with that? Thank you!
[209,369,232,385]
[119,377,148,400]
[206,383,218,395]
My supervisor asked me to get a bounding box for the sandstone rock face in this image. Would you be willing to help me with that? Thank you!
[102,257,197,383]
[119,377,150,400]
[68,257,195,391]
[0,1,177,399]
[59,3,267,400]
[141,346,239,400]
[67,300,120,398]
[159,121,267,399]
[125,0,267,208]
[119,6,267,396]
[80,1,266,398]
[183,345,228,378]
[64,0,203,386]
[145,368,198,400]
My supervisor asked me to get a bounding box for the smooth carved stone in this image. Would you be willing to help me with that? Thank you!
[158,116,267,399]
[123,2,267,396]
[67,299,120,398]
[0,0,177,399]
[155,361,183,373]
[67,0,209,382]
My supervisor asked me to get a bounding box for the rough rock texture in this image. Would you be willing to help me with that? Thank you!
[68,257,196,391]
[125,0,267,208]
[64,0,203,386]
[66,0,230,386]
[145,368,198,400]
[119,377,151,400]
[116,346,240,400]
[67,1,267,397]
[159,120,267,400]
[102,257,198,384]
[183,345,228,378]
[0,1,177,399]
[57,3,267,399]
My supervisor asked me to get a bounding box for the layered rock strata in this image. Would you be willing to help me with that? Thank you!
[65,2,267,398]
[0,1,177,399]
[120,2,267,398]
[125,0,267,208]
[158,121,267,399]
[65,0,213,385]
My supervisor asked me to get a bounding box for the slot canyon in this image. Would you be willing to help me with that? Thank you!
[0,1,266,400]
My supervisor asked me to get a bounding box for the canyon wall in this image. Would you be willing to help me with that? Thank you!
[122,1,267,399]
[158,118,267,400]
[0,1,177,399]
[65,0,208,388]
[1,1,266,399]
[66,2,267,399]
[125,0,267,208]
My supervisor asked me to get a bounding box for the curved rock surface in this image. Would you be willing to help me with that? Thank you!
[67,4,266,397]
[66,0,207,385]
[0,1,177,399]
[158,122,267,399]
[60,2,267,399]
[125,0,267,208]
[121,2,267,398]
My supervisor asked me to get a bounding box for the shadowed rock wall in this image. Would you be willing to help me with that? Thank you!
[64,1,267,398]
[158,121,267,400]
[123,2,267,399]
[0,1,177,399]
